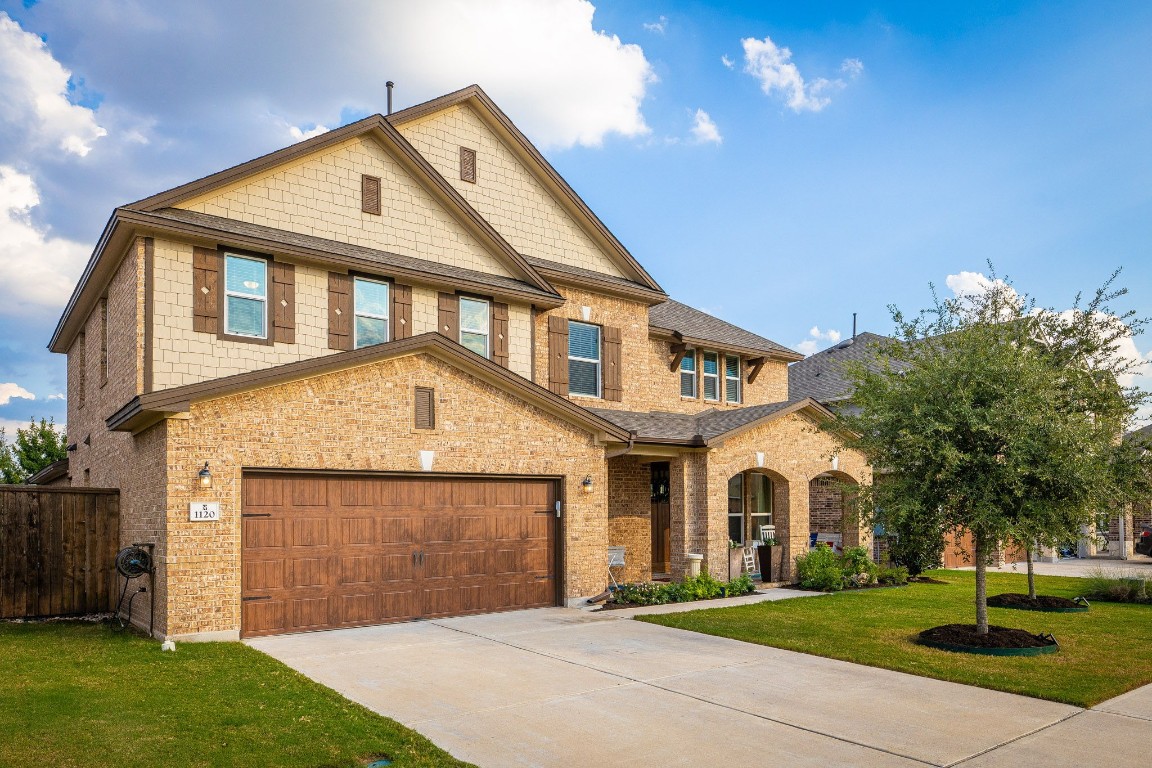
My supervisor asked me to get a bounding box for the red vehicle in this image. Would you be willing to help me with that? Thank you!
[1137,526,1152,557]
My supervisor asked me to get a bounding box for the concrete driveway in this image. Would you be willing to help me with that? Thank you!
[248,598,1151,767]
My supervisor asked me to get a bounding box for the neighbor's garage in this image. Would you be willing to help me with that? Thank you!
[240,472,559,637]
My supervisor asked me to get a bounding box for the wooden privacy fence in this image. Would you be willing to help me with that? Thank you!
[0,487,120,619]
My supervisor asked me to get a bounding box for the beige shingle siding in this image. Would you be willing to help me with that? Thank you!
[175,135,515,280]
[397,104,627,278]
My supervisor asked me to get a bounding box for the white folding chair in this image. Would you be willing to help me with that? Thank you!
[607,546,626,589]
[742,545,758,576]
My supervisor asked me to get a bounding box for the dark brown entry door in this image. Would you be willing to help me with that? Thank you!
[650,462,671,575]
[241,473,558,637]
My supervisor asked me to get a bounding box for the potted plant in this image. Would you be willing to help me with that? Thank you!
[758,537,783,582]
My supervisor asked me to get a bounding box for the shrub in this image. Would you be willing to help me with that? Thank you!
[841,546,879,586]
[796,546,846,592]
[877,565,909,586]
[611,572,758,606]
[1081,568,1151,604]
[612,581,670,606]
[724,574,755,597]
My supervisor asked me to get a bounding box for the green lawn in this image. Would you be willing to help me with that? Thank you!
[637,570,1152,707]
[0,620,472,768]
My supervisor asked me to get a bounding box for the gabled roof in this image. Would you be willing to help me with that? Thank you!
[788,332,903,403]
[106,332,630,441]
[588,398,837,446]
[648,300,802,361]
[1124,423,1152,445]
[522,255,666,304]
[388,84,665,295]
[51,108,562,353]
[26,458,69,485]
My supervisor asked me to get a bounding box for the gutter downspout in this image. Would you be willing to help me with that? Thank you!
[604,432,636,460]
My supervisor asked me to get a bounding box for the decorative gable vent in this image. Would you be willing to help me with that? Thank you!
[361,174,381,215]
[414,386,436,429]
[459,147,477,183]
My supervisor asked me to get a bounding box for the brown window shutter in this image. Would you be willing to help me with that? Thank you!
[327,272,352,350]
[460,146,477,183]
[547,315,569,396]
[603,325,622,402]
[391,283,412,340]
[437,293,458,340]
[414,386,435,429]
[361,174,381,215]
[192,246,220,334]
[271,262,295,344]
[491,302,509,367]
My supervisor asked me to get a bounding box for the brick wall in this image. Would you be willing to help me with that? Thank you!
[397,104,628,278]
[177,135,513,279]
[607,455,652,583]
[809,477,844,535]
[158,352,608,638]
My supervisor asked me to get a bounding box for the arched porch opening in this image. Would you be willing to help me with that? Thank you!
[726,468,789,581]
[808,471,862,551]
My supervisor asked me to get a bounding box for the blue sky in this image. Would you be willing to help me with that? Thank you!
[0,0,1149,434]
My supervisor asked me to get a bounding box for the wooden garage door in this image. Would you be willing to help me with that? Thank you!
[241,473,559,637]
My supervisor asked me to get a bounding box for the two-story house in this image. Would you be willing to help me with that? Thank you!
[50,85,870,641]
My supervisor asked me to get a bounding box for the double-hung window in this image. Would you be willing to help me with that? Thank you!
[568,321,601,397]
[224,254,267,338]
[702,351,720,401]
[725,354,741,403]
[353,277,389,348]
[459,297,490,357]
[680,350,696,397]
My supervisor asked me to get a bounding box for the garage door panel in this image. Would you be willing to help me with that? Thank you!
[244,518,284,548]
[380,553,415,582]
[242,473,558,637]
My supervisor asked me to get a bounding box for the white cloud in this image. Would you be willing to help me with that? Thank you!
[0,383,35,406]
[795,326,842,356]
[840,58,864,78]
[945,271,1023,313]
[741,35,855,113]
[643,15,667,34]
[46,393,65,401]
[0,166,90,315]
[689,109,721,144]
[0,12,106,157]
[721,54,735,69]
[288,123,330,142]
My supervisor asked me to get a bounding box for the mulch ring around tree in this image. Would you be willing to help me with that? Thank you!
[917,624,1059,656]
[988,593,1089,612]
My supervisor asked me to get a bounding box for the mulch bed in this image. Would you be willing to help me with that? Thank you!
[988,593,1085,611]
[780,582,906,592]
[919,624,1057,649]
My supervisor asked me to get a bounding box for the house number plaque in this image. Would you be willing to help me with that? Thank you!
[189,502,221,522]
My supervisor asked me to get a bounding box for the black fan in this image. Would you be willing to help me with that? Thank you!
[115,545,155,634]
[115,546,154,578]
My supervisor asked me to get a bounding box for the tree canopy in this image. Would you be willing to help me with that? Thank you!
[0,417,68,484]
[837,269,1151,633]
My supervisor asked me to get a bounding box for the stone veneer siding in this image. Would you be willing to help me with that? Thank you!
[159,352,607,639]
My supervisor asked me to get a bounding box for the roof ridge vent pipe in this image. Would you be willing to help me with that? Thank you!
[386,81,395,115]
[852,312,857,339]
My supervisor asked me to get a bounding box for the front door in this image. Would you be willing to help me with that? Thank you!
[650,462,671,575]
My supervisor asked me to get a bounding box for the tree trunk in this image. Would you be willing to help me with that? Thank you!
[974,529,989,635]
[1026,545,1036,600]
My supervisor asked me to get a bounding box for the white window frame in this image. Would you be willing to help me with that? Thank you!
[702,351,720,401]
[353,277,390,349]
[567,321,602,398]
[725,354,741,404]
[680,349,697,398]
[728,474,744,545]
[223,253,268,339]
[459,296,490,358]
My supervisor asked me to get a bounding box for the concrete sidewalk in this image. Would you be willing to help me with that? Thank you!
[952,554,1152,578]
[247,596,1150,767]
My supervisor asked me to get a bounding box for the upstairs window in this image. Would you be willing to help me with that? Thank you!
[702,351,720,401]
[353,277,389,348]
[459,297,490,357]
[568,321,601,397]
[680,350,696,397]
[224,254,267,338]
[725,354,741,403]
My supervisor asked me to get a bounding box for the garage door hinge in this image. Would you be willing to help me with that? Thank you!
[555,501,562,518]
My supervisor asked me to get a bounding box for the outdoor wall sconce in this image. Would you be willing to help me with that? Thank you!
[581,476,595,494]
[831,454,840,471]
[755,451,765,468]
[197,462,212,489]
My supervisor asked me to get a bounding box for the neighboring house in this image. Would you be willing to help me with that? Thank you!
[1121,425,1152,557]
[51,85,869,641]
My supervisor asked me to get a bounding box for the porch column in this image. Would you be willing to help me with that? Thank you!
[783,477,811,582]
[668,453,708,579]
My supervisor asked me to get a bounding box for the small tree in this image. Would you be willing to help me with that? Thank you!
[881,505,947,578]
[0,418,68,483]
[837,269,1151,634]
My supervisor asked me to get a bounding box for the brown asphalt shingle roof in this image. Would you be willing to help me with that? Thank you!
[588,400,811,444]
[788,332,905,403]
[648,300,800,359]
